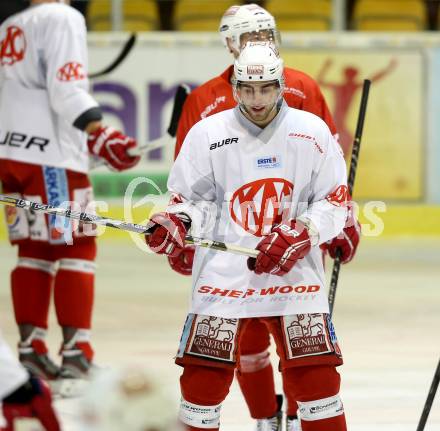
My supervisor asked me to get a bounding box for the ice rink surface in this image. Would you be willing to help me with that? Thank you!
[0,237,439,430]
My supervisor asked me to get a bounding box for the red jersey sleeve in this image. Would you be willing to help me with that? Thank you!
[284,68,337,137]
[174,92,204,159]
[174,67,235,160]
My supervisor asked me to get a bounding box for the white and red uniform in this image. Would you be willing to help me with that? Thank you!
[0,3,97,172]
[171,104,347,431]
[173,66,341,420]
[0,3,99,364]
[171,104,346,318]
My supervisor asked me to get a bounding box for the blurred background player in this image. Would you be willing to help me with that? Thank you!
[146,41,349,431]
[170,4,360,430]
[0,331,60,431]
[0,0,140,386]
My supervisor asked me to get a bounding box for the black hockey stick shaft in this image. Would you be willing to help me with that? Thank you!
[328,79,371,316]
[167,84,191,137]
[89,33,137,79]
[416,358,440,431]
[0,194,258,258]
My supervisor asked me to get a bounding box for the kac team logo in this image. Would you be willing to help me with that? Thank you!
[230,178,293,236]
[326,184,348,207]
[0,26,26,66]
[57,62,86,82]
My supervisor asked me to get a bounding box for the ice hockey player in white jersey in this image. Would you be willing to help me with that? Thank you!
[0,331,60,431]
[145,42,349,431]
[0,0,140,385]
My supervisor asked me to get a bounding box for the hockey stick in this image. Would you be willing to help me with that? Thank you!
[416,358,440,431]
[0,194,258,258]
[89,33,137,79]
[91,84,190,169]
[328,79,371,316]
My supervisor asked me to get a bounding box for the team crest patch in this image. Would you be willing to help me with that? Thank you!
[185,315,239,362]
[0,25,26,66]
[57,62,86,82]
[282,313,336,359]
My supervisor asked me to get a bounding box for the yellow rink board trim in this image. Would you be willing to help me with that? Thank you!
[0,205,439,241]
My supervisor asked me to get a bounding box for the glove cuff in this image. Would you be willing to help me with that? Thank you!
[87,126,115,155]
[296,216,319,246]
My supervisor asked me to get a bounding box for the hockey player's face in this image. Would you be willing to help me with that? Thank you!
[236,81,281,126]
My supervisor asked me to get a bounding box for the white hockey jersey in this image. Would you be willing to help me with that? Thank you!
[0,3,99,173]
[168,103,348,318]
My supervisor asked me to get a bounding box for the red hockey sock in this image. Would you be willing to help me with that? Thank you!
[236,363,278,418]
[179,365,234,431]
[11,266,53,328]
[54,265,94,329]
[283,365,347,431]
[282,369,299,417]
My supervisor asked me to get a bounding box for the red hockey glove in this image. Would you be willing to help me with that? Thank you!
[87,126,140,171]
[145,212,188,257]
[327,207,361,264]
[248,219,311,276]
[2,377,60,431]
[168,244,195,276]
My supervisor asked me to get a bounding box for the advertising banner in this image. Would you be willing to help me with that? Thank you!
[89,36,424,202]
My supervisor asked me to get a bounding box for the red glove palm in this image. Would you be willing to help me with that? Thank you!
[168,244,195,276]
[2,377,60,431]
[327,207,361,264]
[88,126,140,171]
[145,212,188,257]
[249,219,311,276]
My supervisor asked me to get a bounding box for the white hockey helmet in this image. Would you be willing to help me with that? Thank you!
[219,4,279,53]
[233,41,284,84]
